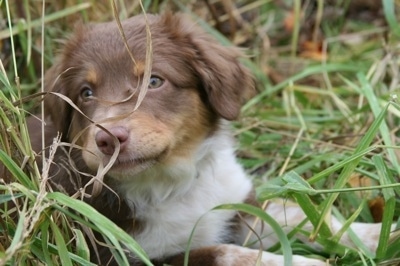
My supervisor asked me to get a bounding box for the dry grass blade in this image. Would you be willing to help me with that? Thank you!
[110,0,153,111]
[1,0,399,265]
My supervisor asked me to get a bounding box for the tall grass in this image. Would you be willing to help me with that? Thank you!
[0,1,152,265]
[0,0,399,265]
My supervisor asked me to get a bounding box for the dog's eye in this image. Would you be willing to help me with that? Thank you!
[148,76,164,89]
[80,85,94,100]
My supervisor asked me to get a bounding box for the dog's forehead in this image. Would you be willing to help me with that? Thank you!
[69,16,162,71]
[66,15,195,82]
[79,14,163,53]
[58,14,203,91]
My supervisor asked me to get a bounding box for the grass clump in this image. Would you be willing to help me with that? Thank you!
[0,0,400,265]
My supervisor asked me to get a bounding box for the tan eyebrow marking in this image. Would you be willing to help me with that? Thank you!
[133,60,145,77]
[86,68,98,84]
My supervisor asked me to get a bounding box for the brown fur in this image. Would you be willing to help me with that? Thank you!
[39,13,255,265]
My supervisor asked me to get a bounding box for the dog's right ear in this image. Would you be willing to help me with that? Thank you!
[43,56,73,140]
[43,25,87,140]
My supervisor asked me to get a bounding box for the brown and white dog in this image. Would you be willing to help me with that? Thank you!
[28,13,386,265]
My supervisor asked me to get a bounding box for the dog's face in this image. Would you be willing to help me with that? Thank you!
[44,14,254,180]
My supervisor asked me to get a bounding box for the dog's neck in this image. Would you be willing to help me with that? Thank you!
[114,122,251,217]
[109,122,253,258]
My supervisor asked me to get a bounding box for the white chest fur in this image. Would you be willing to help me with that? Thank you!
[117,127,253,259]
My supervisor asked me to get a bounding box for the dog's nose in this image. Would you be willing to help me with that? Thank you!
[95,127,129,155]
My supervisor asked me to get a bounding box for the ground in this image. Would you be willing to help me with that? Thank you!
[0,1,399,265]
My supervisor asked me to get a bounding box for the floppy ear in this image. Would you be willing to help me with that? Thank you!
[43,57,75,140]
[43,25,86,140]
[195,45,255,120]
[43,61,70,138]
[175,16,256,120]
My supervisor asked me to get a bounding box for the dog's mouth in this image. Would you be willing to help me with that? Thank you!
[110,157,155,170]
[103,148,169,173]
[100,157,157,179]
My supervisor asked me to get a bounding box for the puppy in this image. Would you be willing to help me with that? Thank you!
[28,13,386,265]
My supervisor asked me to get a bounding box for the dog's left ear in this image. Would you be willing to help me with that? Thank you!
[170,15,256,120]
[193,37,255,120]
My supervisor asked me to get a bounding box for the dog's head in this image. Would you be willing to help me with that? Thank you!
[44,13,255,179]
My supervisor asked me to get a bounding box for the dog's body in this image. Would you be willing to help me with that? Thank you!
[14,13,388,265]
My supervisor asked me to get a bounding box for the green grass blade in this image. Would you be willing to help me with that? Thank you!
[40,218,54,266]
[373,155,395,259]
[0,3,92,39]
[5,202,27,263]
[314,102,390,237]
[307,147,376,184]
[358,72,400,192]
[282,172,332,237]
[243,63,361,112]
[50,220,73,266]
[0,193,23,204]
[0,150,35,189]
[382,0,400,38]
[331,201,375,258]
[73,228,91,261]
[46,192,152,266]
[213,203,293,266]
[385,231,400,260]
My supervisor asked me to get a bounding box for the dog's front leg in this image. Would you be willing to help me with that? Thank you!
[240,199,393,253]
[157,244,326,266]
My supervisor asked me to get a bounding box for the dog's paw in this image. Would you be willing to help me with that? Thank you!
[348,222,396,252]
[261,253,327,266]
[216,244,326,266]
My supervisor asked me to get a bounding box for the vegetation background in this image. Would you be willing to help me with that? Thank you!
[0,0,399,265]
